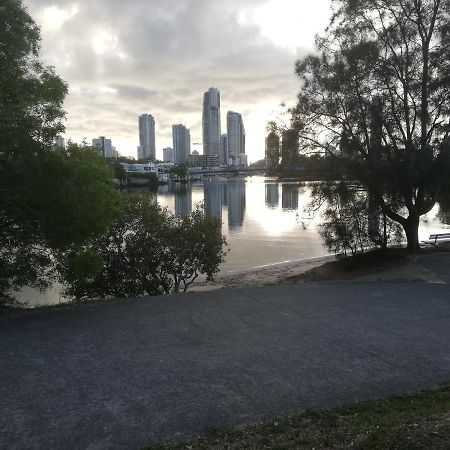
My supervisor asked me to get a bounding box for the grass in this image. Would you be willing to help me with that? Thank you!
[148,386,450,449]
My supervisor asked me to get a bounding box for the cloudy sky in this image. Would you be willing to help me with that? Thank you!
[24,0,331,161]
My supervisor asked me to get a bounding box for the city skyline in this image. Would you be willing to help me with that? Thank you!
[23,0,332,162]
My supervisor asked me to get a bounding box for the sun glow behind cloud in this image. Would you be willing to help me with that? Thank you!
[26,0,333,160]
[240,0,331,51]
[39,4,79,33]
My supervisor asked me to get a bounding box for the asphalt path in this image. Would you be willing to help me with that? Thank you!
[1,283,450,449]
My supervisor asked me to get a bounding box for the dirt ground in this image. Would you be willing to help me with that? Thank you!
[192,246,450,292]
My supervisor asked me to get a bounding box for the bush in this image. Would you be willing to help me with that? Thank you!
[62,193,227,300]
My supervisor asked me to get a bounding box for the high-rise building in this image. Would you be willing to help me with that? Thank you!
[221,134,228,166]
[227,111,245,163]
[54,136,65,149]
[138,114,156,161]
[202,88,221,160]
[92,136,113,158]
[163,147,174,163]
[172,124,191,165]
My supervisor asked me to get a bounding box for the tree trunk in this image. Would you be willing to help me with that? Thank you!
[404,214,420,252]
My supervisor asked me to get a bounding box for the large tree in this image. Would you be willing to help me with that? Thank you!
[293,0,450,250]
[0,2,121,303]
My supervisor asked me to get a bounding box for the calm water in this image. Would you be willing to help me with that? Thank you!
[157,176,327,274]
[156,175,450,274]
[19,175,450,306]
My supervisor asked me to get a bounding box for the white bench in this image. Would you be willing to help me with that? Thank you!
[421,233,450,246]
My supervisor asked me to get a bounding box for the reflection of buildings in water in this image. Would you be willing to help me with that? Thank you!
[282,184,299,210]
[228,179,246,230]
[438,206,450,225]
[158,184,170,195]
[203,180,223,220]
[174,185,192,216]
[221,182,228,208]
[265,183,279,208]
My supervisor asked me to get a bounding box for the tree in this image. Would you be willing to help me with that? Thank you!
[0,2,121,303]
[63,193,227,300]
[265,121,281,170]
[169,165,188,178]
[308,181,403,256]
[293,0,450,251]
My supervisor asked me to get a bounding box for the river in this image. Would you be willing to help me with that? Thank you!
[18,175,449,306]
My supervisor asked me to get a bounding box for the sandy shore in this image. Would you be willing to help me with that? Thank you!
[192,247,450,292]
[191,255,336,292]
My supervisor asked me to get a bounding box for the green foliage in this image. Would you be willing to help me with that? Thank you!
[169,165,188,178]
[293,0,450,251]
[107,160,127,181]
[0,2,121,303]
[63,193,227,300]
[309,182,402,256]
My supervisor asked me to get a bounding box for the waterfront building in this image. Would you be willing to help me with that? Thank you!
[227,111,245,164]
[186,153,220,167]
[120,162,169,182]
[221,134,228,166]
[202,88,221,160]
[138,114,156,161]
[92,136,113,158]
[172,124,191,165]
[54,136,65,149]
[163,147,174,163]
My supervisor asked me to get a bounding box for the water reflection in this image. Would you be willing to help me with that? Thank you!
[227,179,246,230]
[282,184,299,210]
[174,184,192,216]
[265,183,279,208]
[155,176,328,273]
[204,180,224,220]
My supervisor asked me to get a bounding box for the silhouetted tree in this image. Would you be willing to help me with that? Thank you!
[0,2,121,303]
[293,0,450,251]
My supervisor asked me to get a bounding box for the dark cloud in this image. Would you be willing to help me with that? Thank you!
[23,0,318,158]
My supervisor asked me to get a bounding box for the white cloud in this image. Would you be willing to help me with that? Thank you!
[24,0,332,161]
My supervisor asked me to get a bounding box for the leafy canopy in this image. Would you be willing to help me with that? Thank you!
[293,0,450,250]
[0,2,121,303]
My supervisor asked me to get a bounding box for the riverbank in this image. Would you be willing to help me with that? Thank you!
[193,246,450,292]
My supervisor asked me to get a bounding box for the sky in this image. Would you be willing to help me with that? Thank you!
[24,0,332,162]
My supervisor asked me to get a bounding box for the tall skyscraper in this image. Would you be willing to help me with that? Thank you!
[138,114,156,161]
[202,88,221,159]
[92,136,113,158]
[227,111,245,162]
[172,124,191,165]
[221,134,228,166]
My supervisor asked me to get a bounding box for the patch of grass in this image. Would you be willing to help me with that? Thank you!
[147,386,450,449]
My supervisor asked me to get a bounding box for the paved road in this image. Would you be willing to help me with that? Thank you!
[1,283,450,449]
